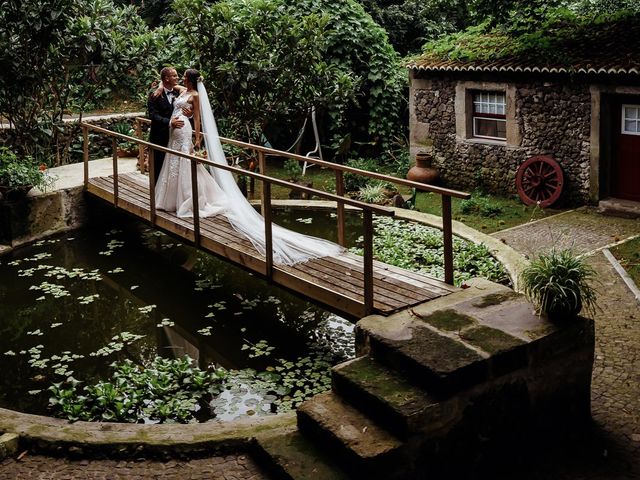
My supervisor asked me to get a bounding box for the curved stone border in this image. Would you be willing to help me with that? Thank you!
[269,200,529,291]
[0,407,295,456]
[603,248,640,303]
[0,198,527,454]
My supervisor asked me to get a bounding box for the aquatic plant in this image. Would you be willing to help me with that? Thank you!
[350,215,509,286]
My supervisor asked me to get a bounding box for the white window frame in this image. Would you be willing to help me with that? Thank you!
[621,104,640,136]
[472,91,507,141]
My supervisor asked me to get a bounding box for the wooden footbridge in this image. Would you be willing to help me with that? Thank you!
[81,121,469,318]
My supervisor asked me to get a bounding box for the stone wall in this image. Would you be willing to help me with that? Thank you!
[410,74,592,204]
[0,187,87,246]
[0,112,147,164]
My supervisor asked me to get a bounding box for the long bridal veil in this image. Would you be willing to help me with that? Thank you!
[197,82,344,265]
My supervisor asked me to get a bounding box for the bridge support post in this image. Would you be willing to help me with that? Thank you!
[190,157,201,247]
[112,138,119,207]
[363,209,374,315]
[83,126,89,189]
[442,195,454,285]
[335,170,346,247]
[258,151,267,217]
[148,148,156,225]
[263,182,273,279]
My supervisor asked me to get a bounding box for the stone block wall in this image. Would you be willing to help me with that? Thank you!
[0,187,86,246]
[0,112,147,164]
[410,73,592,204]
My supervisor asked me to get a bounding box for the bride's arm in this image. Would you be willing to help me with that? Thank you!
[192,93,202,149]
[151,80,164,99]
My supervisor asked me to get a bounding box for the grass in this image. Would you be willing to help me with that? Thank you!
[248,159,338,200]
[610,236,640,287]
[246,159,566,234]
[414,191,565,234]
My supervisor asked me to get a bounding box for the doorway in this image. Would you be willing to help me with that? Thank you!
[611,97,640,201]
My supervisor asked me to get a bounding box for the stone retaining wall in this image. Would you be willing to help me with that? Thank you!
[410,73,592,205]
[1,113,146,164]
[0,187,87,247]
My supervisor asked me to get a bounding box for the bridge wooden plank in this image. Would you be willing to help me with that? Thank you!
[281,260,404,311]
[339,253,457,295]
[290,258,414,308]
[95,175,445,305]
[116,176,251,249]
[87,173,457,317]
[321,256,436,300]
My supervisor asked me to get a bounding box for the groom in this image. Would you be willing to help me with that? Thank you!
[147,67,189,184]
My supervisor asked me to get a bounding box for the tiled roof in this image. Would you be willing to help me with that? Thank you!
[409,15,640,76]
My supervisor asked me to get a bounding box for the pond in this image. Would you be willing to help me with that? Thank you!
[0,209,363,423]
[0,206,507,424]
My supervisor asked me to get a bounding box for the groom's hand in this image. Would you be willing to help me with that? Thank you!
[182,106,193,118]
[170,118,185,128]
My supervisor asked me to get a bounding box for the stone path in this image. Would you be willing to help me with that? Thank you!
[493,207,640,259]
[492,207,640,480]
[0,453,269,479]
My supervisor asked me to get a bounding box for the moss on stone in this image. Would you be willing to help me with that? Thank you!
[421,309,475,331]
[460,326,525,354]
[473,291,520,308]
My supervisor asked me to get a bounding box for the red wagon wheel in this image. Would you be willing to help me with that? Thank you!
[516,156,564,208]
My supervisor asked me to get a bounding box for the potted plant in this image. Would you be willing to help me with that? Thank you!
[0,147,56,201]
[112,121,138,157]
[283,159,312,199]
[520,249,598,320]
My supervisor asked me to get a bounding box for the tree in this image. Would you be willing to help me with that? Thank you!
[0,0,178,164]
[174,0,356,146]
[175,0,406,154]
[359,0,472,55]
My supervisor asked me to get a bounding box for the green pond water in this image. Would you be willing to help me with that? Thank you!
[0,209,363,422]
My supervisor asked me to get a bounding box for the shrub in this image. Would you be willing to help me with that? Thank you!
[0,147,56,194]
[283,159,304,182]
[344,157,381,192]
[460,194,503,217]
[358,183,387,204]
[520,249,598,319]
[111,122,138,152]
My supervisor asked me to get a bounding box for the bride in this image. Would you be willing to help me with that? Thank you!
[153,68,343,265]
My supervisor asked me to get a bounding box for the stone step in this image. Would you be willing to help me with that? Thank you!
[365,321,489,396]
[332,356,460,441]
[254,428,350,480]
[296,391,405,480]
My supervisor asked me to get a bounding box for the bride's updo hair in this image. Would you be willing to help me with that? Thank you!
[185,69,200,89]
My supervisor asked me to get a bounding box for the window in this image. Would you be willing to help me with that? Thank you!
[622,104,640,135]
[473,91,506,140]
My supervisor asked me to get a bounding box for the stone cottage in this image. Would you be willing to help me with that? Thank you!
[408,16,640,206]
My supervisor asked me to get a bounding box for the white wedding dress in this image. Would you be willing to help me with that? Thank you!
[154,85,343,266]
[155,92,228,218]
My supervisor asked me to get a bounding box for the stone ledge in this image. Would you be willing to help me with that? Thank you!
[254,428,350,480]
[0,433,19,460]
[0,407,295,458]
[331,356,459,440]
[357,278,594,396]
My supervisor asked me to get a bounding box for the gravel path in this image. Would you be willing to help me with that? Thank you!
[493,207,640,479]
[0,453,270,479]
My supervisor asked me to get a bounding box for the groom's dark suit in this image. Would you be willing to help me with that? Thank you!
[147,90,174,184]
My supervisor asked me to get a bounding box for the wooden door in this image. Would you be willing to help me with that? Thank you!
[612,101,640,201]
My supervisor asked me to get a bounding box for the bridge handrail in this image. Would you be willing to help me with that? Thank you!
[82,122,394,216]
[134,117,469,199]
[132,116,466,285]
[82,122,395,315]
